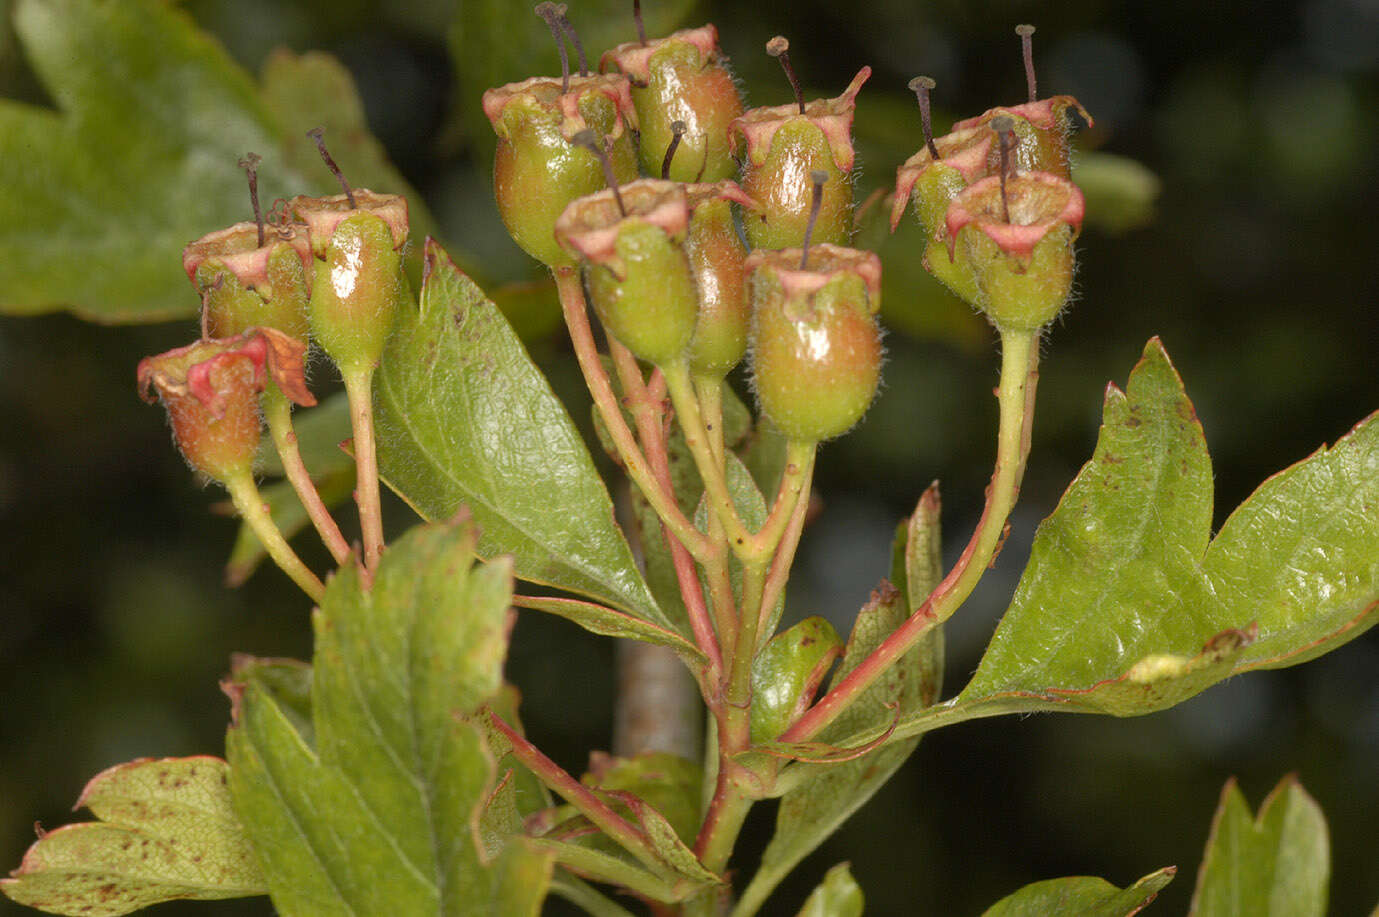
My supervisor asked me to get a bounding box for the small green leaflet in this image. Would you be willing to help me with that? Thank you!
[1188,776,1329,917]
[980,867,1175,917]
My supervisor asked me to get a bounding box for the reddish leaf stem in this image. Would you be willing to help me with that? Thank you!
[555,268,711,561]
[262,387,352,566]
[608,339,724,673]
[486,711,667,874]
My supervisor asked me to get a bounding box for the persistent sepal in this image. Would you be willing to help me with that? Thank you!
[555,179,699,365]
[944,171,1085,330]
[952,96,1092,181]
[183,221,313,342]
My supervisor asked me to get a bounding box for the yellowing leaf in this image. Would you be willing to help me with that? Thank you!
[0,757,265,915]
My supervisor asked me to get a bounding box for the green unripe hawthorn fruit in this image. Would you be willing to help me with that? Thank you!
[555,179,699,366]
[184,222,313,342]
[890,125,995,307]
[291,190,410,376]
[484,75,639,270]
[683,181,756,377]
[945,171,1085,332]
[747,244,883,443]
[600,24,744,183]
[732,66,870,250]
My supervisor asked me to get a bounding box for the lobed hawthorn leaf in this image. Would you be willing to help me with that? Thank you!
[0,0,433,322]
[224,519,553,915]
[795,862,864,917]
[375,240,668,630]
[1188,776,1329,917]
[980,867,1176,917]
[850,337,1379,746]
[0,757,266,915]
[735,494,944,917]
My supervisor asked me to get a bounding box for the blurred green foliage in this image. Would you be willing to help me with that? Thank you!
[1,1,1376,915]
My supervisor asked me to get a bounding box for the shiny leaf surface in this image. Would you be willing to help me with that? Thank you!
[0,0,429,321]
[376,241,665,627]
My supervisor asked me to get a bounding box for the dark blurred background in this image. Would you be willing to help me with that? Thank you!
[2,0,1377,914]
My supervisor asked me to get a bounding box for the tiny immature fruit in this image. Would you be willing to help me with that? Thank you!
[555,178,699,365]
[945,170,1085,331]
[731,46,871,250]
[485,74,639,269]
[748,245,883,442]
[600,23,745,182]
[684,181,757,377]
[137,329,313,484]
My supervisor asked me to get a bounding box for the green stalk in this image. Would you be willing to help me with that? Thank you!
[261,386,351,566]
[661,359,752,552]
[694,374,727,465]
[342,368,384,574]
[224,470,325,603]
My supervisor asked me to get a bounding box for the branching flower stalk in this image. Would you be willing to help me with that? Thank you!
[554,268,712,563]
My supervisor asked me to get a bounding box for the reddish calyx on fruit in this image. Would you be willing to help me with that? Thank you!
[683,180,758,377]
[950,26,1092,179]
[944,168,1085,331]
[183,221,313,342]
[137,328,314,483]
[184,154,314,342]
[730,38,871,249]
[289,136,411,375]
[747,244,883,443]
[601,23,744,183]
[555,178,700,365]
[284,128,411,374]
